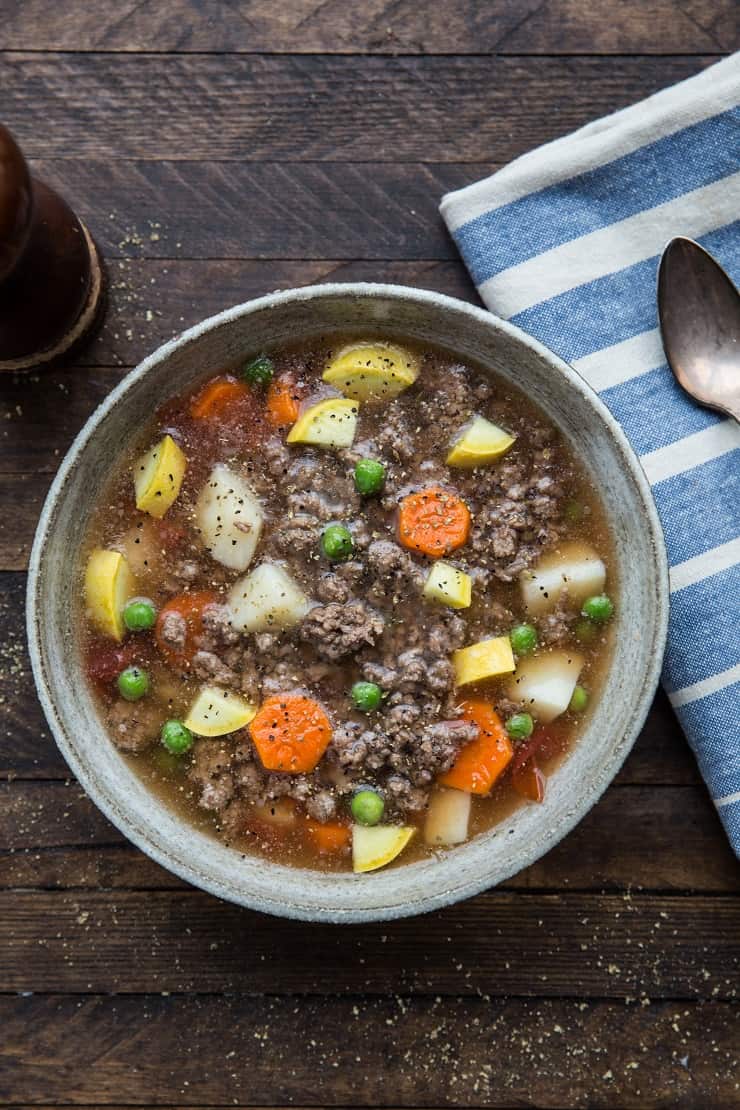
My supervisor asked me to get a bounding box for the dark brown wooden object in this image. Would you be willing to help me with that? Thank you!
[0,124,104,371]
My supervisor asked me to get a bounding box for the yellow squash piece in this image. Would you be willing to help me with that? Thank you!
[352,824,416,873]
[286,397,359,449]
[446,415,515,468]
[84,548,134,641]
[452,635,516,686]
[423,561,472,609]
[184,685,258,737]
[133,434,187,518]
[323,342,419,402]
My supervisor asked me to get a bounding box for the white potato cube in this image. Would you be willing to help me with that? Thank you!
[228,561,312,632]
[520,542,606,616]
[424,788,471,846]
[195,464,264,572]
[506,650,584,723]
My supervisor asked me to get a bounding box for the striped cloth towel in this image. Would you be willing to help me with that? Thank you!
[440,53,740,854]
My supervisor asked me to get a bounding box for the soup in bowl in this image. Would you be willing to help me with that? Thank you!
[28,285,668,920]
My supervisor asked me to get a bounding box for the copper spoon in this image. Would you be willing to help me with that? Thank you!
[658,236,740,422]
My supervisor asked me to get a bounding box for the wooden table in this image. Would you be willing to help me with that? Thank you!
[1,4,738,1107]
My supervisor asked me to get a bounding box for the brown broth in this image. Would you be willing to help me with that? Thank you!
[79,335,616,872]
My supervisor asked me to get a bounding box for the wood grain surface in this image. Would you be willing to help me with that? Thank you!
[1,3,738,1106]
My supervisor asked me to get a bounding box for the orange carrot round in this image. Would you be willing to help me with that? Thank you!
[190,376,247,420]
[398,485,471,557]
[155,590,218,667]
[266,372,301,427]
[438,699,513,795]
[250,694,332,773]
[304,820,351,854]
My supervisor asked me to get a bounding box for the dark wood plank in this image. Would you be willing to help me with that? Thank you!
[1,0,736,54]
[1,889,737,997]
[0,568,699,785]
[30,160,478,261]
[1,55,715,162]
[2,995,738,1108]
[2,781,733,892]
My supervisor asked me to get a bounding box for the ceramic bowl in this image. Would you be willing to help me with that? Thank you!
[27,284,669,922]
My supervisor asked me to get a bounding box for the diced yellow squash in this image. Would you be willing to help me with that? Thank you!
[84,548,133,641]
[184,685,258,737]
[352,824,416,873]
[423,561,472,609]
[446,415,515,468]
[452,635,516,686]
[286,397,359,448]
[323,342,418,402]
[133,434,187,518]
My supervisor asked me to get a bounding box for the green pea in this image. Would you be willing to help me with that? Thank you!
[510,623,538,656]
[351,681,382,712]
[505,712,534,741]
[321,523,354,562]
[574,618,597,644]
[241,353,274,387]
[351,789,385,826]
[161,719,194,755]
[117,665,150,701]
[582,594,614,623]
[354,458,386,496]
[565,499,585,523]
[569,685,589,713]
[123,598,157,632]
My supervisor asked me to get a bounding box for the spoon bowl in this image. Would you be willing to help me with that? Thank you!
[658,236,740,421]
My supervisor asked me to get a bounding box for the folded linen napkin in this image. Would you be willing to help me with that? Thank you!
[440,53,740,854]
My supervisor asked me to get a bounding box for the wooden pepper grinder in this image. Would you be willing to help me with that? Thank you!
[0,124,105,372]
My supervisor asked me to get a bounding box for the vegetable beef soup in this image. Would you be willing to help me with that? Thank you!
[81,338,616,874]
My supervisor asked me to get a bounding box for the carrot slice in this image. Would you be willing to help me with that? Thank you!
[155,590,218,666]
[398,485,471,557]
[250,694,332,773]
[305,820,351,854]
[512,760,546,803]
[438,699,513,795]
[266,372,301,427]
[190,376,247,420]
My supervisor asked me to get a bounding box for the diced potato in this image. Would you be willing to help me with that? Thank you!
[286,397,359,448]
[248,799,298,829]
[424,788,471,846]
[452,636,515,686]
[423,561,472,609]
[520,542,606,616]
[116,518,163,586]
[322,342,419,402]
[184,685,258,737]
[195,463,264,572]
[352,824,416,873]
[84,548,134,641]
[446,415,515,467]
[228,561,312,633]
[506,650,584,723]
[133,434,187,518]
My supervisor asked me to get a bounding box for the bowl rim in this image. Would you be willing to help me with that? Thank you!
[26,282,670,921]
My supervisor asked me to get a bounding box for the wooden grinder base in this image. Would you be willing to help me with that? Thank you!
[0,124,106,372]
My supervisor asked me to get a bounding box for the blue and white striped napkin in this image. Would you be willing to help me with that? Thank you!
[440,53,740,855]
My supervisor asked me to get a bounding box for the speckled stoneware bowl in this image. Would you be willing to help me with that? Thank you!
[27,284,669,922]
